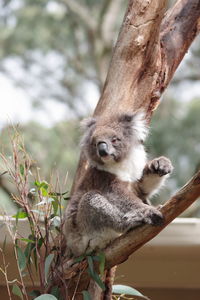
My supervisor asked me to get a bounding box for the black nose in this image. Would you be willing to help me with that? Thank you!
[97,142,108,157]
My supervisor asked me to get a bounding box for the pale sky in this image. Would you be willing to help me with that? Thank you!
[0,75,75,128]
[0,73,100,128]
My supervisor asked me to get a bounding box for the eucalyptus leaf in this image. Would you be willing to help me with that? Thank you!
[29,290,41,298]
[36,198,54,206]
[34,295,58,300]
[40,181,49,190]
[20,238,35,243]
[98,252,105,277]
[74,254,86,263]
[41,187,48,196]
[20,164,24,176]
[82,290,91,300]
[51,216,61,227]
[50,286,61,299]
[31,209,45,216]
[87,256,94,276]
[34,180,41,187]
[12,284,23,299]
[87,256,105,291]
[112,285,149,299]
[45,254,54,283]
[52,197,59,215]
[16,246,26,271]
[13,211,28,219]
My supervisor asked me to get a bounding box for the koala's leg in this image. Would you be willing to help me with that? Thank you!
[78,191,124,232]
[139,156,173,201]
[123,202,164,228]
[78,192,162,233]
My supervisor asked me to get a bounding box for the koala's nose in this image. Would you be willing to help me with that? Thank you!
[97,142,109,157]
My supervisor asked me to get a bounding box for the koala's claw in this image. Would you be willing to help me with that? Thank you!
[150,211,164,226]
[145,208,164,226]
[148,156,173,177]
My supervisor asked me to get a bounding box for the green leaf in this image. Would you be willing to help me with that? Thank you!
[12,284,23,299]
[98,252,105,277]
[41,187,48,196]
[34,294,58,300]
[24,238,35,263]
[90,271,105,291]
[82,290,91,300]
[87,256,105,291]
[50,286,61,299]
[52,197,59,215]
[51,216,61,228]
[87,256,94,276]
[45,254,54,283]
[40,181,49,190]
[34,181,49,195]
[29,290,41,298]
[36,198,54,206]
[112,285,149,299]
[20,238,35,243]
[16,246,26,271]
[13,211,28,219]
[74,254,86,263]
[34,180,41,187]
[20,164,24,176]
[38,237,44,248]
[33,248,38,271]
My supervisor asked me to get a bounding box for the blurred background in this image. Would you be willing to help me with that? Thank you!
[0,0,199,216]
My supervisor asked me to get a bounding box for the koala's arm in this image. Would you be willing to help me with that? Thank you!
[138,156,173,203]
[77,191,163,233]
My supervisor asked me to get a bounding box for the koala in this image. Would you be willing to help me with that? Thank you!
[64,111,173,257]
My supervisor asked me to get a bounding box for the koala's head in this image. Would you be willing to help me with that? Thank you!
[81,111,148,166]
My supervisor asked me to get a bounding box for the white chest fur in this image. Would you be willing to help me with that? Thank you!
[98,144,147,182]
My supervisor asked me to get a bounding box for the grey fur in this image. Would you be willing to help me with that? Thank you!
[64,112,173,257]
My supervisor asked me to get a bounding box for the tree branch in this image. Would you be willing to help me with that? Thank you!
[62,170,200,282]
[160,0,200,91]
[105,169,200,268]
[94,0,168,117]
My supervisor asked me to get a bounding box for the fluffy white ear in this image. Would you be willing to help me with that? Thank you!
[119,111,148,141]
[80,117,96,131]
[132,111,148,141]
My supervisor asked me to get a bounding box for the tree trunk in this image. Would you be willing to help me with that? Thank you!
[64,0,200,298]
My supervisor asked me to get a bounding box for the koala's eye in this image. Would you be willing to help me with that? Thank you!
[112,137,120,143]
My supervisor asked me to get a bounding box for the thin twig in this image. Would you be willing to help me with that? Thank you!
[0,249,12,300]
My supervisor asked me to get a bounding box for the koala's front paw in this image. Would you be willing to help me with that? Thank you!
[148,156,173,177]
[145,208,164,226]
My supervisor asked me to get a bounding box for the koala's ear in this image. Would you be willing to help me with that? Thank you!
[132,111,148,141]
[118,113,134,123]
[119,111,148,141]
[80,117,96,131]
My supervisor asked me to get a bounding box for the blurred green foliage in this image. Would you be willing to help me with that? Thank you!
[0,120,80,205]
[147,98,200,216]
